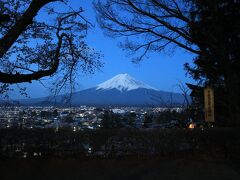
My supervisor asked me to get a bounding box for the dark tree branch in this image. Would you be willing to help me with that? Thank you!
[0,0,102,88]
[0,0,58,58]
[126,0,194,46]
[94,0,201,60]
[0,32,66,84]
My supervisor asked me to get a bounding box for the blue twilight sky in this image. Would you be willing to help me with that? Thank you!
[10,0,195,99]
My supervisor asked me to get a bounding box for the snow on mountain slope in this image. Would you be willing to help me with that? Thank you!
[96,73,158,92]
[16,73,190,107]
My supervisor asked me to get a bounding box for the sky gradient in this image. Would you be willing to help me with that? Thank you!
[10,0,195,99]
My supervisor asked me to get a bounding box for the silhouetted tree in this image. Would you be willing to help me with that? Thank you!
[143,113,153,128]
[94,0,201,63]
[30,110,37,117]
[0,0,102,95]
[101,110,111,129]
[63,114,74,123]
[52,109,58,117]
[40,111,51,118]
[95,0,240,126]
[124,112,136,127]
[0,14,10,25]
[185,0,240,125]
[101,110,124,129]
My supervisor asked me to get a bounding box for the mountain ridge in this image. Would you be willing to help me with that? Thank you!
[12,74,190,107]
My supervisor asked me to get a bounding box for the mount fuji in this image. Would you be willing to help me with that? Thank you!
[19,74,189,107]
[96,73,157,92]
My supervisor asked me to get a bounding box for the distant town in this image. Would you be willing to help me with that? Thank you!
[0,106,189,131]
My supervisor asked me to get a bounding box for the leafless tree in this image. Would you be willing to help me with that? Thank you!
[95,0,240,125]
[0,0,103,95]
[177,81,190,108]
[94,0,201,63]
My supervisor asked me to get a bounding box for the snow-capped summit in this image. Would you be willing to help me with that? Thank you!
[17,73,189,106]
[96,73,157,92]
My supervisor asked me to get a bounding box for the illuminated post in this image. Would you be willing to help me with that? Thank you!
[204,87,215,123]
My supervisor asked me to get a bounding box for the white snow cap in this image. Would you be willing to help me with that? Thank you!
[96,73,158,92]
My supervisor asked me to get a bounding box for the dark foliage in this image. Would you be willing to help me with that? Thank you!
[0,128,240,160]
[185,0,240,125]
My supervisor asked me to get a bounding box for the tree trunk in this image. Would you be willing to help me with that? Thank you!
[225,73,240,126]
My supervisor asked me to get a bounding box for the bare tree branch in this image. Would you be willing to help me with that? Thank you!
[94,0,201,61]
[0,0,103,89]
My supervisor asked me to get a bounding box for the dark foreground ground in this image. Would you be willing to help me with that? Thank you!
[0,156,240,180]
[1,128,240,179]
